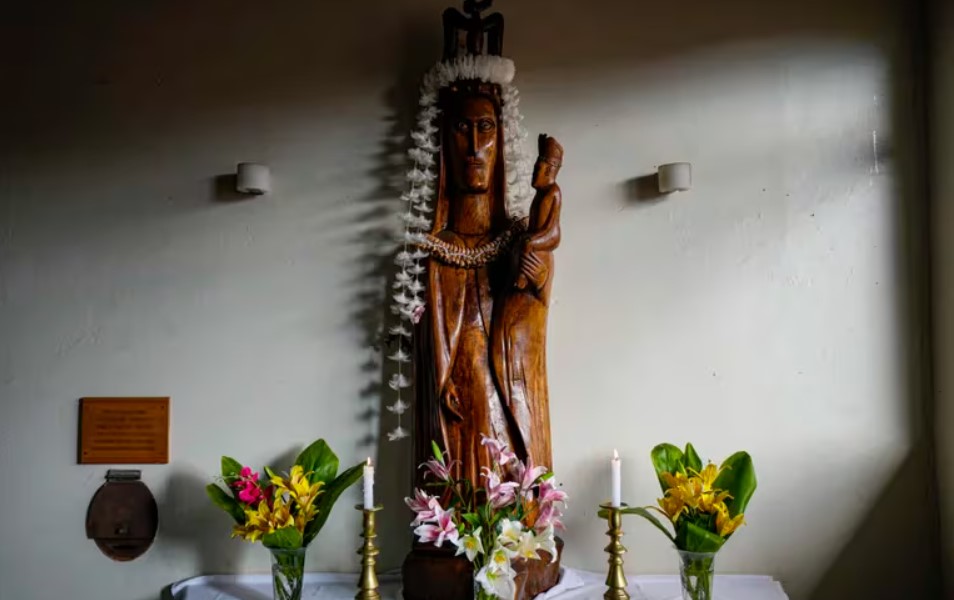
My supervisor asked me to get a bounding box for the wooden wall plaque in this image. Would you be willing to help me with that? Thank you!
[79,398,169,464]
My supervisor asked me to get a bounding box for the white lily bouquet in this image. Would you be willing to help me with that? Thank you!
[406,436,567,600]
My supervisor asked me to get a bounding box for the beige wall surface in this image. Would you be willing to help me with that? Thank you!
[0,1,937,599]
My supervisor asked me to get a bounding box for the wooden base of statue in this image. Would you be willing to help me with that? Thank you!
[401,538,564,600]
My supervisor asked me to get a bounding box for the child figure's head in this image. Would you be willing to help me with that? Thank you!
[533,134,563,189]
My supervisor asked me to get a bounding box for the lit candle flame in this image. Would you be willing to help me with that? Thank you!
[366,457,372,466]
[613,449,619,460]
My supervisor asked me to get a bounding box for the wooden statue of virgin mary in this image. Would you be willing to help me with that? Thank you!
[387,9,561,488]
[389,4,565,598]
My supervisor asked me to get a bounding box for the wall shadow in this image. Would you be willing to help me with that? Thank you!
[620,173,667,204]
[346,16,439,569]
[809,441,941,599]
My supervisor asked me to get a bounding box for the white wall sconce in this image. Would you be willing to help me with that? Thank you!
[657,162,692,194]
[236,162,271,195]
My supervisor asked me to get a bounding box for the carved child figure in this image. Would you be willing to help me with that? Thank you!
[516,134,563,294]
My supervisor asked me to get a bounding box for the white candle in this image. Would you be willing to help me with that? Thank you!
[611,449,622,507]
[363,457,374,510]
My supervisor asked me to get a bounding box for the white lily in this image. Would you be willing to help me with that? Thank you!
[488,544,516,571]
[453,527,485,562]
[534,525,558,563]
[497,519,523,549]
[513,530,540,560]
[475,563,516,599]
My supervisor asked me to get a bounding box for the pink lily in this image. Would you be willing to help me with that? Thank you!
[420,458,452,481]
[483,467,520,509]
[535,500,565,532]
[405,489,443,526]
[515,457,548,492]
[413,505,460,547]
[538,480,568,507]
[480,434,517,466]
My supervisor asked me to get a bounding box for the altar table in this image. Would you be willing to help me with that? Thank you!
[169,569,789,600]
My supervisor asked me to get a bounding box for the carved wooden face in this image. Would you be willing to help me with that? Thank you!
[532,160,559,189]
[446,96,498,193]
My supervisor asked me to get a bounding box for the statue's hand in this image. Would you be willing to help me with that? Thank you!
[441,380,464,422]
[519,251,548,291]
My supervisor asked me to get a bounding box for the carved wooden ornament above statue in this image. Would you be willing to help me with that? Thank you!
[391,3,565,598]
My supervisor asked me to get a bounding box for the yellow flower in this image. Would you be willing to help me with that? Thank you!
[661,471,689,490]
[715,502,745,537]
[231,493,304,542]
[270,494,296,530]
[272,465,324,509]
[658,493,687,522]
[695,463,720,491]
[232,499,277,542]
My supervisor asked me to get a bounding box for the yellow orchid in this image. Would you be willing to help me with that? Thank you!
[231,493,301,542]
[232,497,277,542]
[658,493,688,522]
[272,465,325,509]
[715,502,745,537]
[694,463,720,491]
[657,466,736,523]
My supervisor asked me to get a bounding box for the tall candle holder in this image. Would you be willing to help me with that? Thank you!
[355,504,383,600]
[599,502,630,600]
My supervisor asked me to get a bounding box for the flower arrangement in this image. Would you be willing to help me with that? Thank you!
[406,436,567,600]
[206,439,363,600]
[612,443,756,600]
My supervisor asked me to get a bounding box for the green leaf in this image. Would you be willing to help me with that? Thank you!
[264,465,279,482]
[431,440,444,463]
[681,521,726,553]
[684,443,702,474]
[206,483,246,524]
[221,456,243,480]
[302,462,363,545]
[462,513,481,529]
[713,451,757,517]
[295,439,339,486]
[598,506,676,544]
[651,443,685,492]
[263,525,303,549]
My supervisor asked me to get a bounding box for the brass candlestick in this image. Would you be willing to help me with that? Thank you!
[355,504,383,600]
[599,502,630,600]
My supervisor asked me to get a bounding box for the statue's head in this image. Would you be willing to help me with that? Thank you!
[442,82,503,194]
[532,134,563,189]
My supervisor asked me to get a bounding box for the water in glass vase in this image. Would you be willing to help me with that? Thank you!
[269,547,306,600]
[677,549,716,600]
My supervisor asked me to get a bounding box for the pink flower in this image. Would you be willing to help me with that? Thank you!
[515,458,548,492]
[538,480,568,507]
[232,466,263,506]
[483,467,520,509]
[421,458,452,482]
[237,482,263,505]
[534,500,565,532]
[405,489,443,526]
[413,505,460,547]
[480,434,517,466]
[412,305,426,324]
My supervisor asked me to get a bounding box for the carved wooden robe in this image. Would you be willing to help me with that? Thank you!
[414,85,556,485]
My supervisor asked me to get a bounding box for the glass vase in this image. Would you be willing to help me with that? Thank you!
[677,549,716,600]
[269,547,306,600]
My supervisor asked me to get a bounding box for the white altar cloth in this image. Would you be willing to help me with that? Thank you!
[169,569,788,600]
